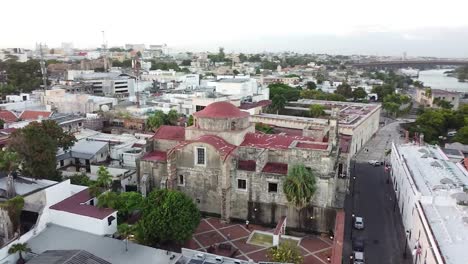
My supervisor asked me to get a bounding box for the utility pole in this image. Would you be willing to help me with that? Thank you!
[101,31,108,72]
[39,43,48,90]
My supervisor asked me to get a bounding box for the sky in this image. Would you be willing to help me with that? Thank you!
[1,0,468,57]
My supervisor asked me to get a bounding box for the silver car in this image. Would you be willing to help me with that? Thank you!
[354,216,364,229]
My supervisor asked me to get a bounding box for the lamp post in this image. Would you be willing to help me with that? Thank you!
[349,254,354,264]
[403,230,410,258]
[351,214,355,240]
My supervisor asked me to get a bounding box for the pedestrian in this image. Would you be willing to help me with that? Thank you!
[245,220,250,230]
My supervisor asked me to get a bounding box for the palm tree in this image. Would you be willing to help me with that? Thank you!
[118,224,134,251]
[96,166,112,189]
[271,94,287,114]
[8,243,31,264]
[283,164,317,210]
[97,191,119,208]
[0,150,20,198]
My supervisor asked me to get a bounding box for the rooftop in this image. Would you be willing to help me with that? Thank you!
[217,78,249,83]
[153,125,185,141]
[238,100,271,110]
[0,110,18,122]
[49,189,115,219]
[27,250,111,264]
[141,150,167,162]
[240,132,317,150]
[394,144,468,264]
[19,110,52,120]
[0,175,56,197]
[194,101,249,119]
[27,224,181,264]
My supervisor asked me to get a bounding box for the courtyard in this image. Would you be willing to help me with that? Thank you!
[184,218,333,264]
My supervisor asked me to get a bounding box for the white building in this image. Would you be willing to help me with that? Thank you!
[390,143,468,264]
[41,88,117,114]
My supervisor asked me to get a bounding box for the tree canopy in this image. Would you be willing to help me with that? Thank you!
[0,60,43,94]
[267,241,303,264]
[306,81,317,90]
[268,83,301,102]
[300,89,346,102]
[352,87,367,100]
[283,164,317,210]
[135,189,200,246]
[371,84,395,101]
[8,120,76,180]
[335,83,352,98]
[309,105,325,118]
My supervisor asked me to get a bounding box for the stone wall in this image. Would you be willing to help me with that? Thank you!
[185,125,255,146]
[153,139,180,152]
[195,116,250,131]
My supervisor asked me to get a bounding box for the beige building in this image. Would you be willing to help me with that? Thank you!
[138,102,351,232]
[41,88,117,114]
[415,88,461,110]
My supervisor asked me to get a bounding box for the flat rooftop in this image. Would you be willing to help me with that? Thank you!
[289,99,380,126]
[0,175,55,197]
[395,144,468,264]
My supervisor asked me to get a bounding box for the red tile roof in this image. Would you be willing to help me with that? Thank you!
[240,133,315,150]
[50,189,116,219]
[239,100,272,110]
[153,125,185,141]
[194,101,249,119]
[464,158,468,172]
[262,162,288,175]
[296,142,329,150]
[19,110,52,120]
[171,135,236,161]
[141,150,167,162]
[238,160,256,171]
[0,110,18,123]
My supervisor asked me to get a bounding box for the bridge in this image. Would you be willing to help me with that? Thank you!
[350,60,468,69]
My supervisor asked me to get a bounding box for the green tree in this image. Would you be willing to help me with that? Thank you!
[181,59,192,66]
[135,189,200,246]
[167,110,179,125]
[8,121,76,180]
[65,173,94,186]
[187,115,194,126]
[283,164,317,210]
[433,98,453,109]
[8,243,31,264]
[352,87,367,100]
[268,83,300,102]
[0,60,43,92]
[371,84,395,101]
[97,191,119,208]
[96,166,113,189]
[306,81,316,90]
[454,126,468,144]
[238,53,248,62]
[0,150,19,178]
[309,105,325,118]
[335,83,353,98]
[1,196,25,234]
[267,241,303,264]
[271,94,287,114]
[147,110,166,131]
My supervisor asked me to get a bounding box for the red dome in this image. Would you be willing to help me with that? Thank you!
[193,101,249,118]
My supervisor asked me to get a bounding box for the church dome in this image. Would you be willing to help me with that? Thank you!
[193,101,249,119]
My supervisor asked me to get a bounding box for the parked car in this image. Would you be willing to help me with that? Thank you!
[352,238,365,252]
[354,216,364,229]
[368,160,382,166]
[353,251,365,264]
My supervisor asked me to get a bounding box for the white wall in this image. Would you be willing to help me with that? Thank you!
[49,210,117,236]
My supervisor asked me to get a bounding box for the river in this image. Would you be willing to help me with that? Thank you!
[416,69,468,93]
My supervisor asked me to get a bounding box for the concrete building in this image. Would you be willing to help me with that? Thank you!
[41,88,117,114]
[253,100,382,156]
[66,71,135,97]
[415,88,461,110]
[390,143,468,264]
[260,75,300,86]
[138,102,350,232]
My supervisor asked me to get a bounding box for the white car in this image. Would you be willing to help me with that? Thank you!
[368,160,382,166]
[353,251,365,264]
[354,216,364,230]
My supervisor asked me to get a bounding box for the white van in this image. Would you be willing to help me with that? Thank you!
[354,251,365,264]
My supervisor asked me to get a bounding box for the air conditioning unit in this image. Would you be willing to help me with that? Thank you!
[215,256,224,262]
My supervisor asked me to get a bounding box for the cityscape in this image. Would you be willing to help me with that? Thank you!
[1,1,468,264]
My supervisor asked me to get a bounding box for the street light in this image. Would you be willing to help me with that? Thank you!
[403,230,410,258]
[351,214,355,240]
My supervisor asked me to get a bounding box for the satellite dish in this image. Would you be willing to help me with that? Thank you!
[101,105,110,112]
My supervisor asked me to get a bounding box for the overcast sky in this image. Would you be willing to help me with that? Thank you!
[2,0,468,57]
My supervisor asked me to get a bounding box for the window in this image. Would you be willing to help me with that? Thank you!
[268,182,278,193]
[179,175,184,185]
[237,179,247,190]
[196,148,206,165]
[107,215,115,226]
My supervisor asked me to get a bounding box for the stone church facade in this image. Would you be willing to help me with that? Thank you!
[137,101,349,232]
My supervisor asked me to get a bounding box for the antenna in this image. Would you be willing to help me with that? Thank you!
[39,43,48,90]
[102,30,108,72]
[133,55,141,108]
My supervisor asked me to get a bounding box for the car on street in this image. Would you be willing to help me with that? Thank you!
[354,216,364,229]
[352,237,365,252]
[353,251,365,264]
[368,160,382,166]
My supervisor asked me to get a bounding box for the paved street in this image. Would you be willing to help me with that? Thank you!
[343,119,412,264]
